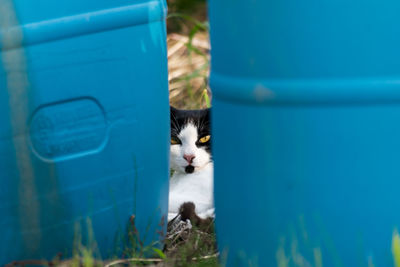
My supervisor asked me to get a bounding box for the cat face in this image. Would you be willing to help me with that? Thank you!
[170,107,211,174]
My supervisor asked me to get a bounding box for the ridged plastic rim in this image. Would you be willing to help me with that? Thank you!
[0,0,166,50]
[211,72,400,105]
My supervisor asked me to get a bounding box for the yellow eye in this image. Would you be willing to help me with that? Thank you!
[199,135,210,143]
[171,137,180,145]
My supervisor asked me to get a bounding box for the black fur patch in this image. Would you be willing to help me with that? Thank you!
[170,106,211,153]
[185,165,195,173]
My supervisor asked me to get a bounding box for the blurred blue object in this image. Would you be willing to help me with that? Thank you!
[209,0,400,266]
[0,0,169,264]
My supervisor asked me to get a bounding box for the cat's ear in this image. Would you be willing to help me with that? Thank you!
[204,108,211,119]
[170,106,178,114]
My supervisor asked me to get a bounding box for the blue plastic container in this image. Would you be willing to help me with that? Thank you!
[209,0,400,266]
[0,0,169,264]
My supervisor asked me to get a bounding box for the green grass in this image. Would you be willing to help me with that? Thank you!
[163,224,219,267]
[64,220,219,267]
[393,229,400,267]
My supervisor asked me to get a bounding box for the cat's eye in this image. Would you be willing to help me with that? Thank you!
[198,135,211,143]
[171,137,181,145]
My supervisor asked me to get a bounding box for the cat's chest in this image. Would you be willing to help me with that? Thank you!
[168,163,214,216]
[170,168,212,194]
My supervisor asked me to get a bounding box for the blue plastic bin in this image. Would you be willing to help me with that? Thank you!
[209,0,400,266]
[0,0,169,264]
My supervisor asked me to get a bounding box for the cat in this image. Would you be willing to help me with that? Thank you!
[168,106,214,227]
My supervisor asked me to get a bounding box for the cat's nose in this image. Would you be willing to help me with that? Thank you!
[183,154,196,164]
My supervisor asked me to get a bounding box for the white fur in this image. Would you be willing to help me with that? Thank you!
[168,163,214,220]
[170,123,211,173]
[168,123,214,221]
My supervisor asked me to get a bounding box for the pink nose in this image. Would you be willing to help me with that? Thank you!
[183,154,195,164]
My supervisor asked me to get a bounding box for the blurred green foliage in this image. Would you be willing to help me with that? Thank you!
[167,0,206,14]
[167,0,207,33]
